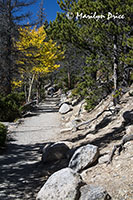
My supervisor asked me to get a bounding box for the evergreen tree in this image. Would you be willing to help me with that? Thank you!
[46,1,86,90]
[74,0,132,105]
[53,0,132,108]
[0,0,36,95]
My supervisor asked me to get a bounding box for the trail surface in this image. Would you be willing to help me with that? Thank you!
[0,97,62,200]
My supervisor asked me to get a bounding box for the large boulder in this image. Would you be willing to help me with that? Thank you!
[69,144,99,172]
[36,168,83,200]
[79,185,111,200]
[42,142,70,163]
[59,103,72,114]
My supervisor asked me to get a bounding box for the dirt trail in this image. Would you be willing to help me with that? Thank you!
[0,97,63,200]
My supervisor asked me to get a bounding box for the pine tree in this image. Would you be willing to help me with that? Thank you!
[0,0,36,95]
[54,0,132,108]
[46,1,86,90]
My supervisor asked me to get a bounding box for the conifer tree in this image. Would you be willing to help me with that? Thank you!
[0,0,36,95]
[51,0,132,108]
[46,1,86,90]
[73,0,132,105]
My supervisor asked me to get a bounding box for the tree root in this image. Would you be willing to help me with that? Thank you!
[77,100,85,116]
[107,134,133,165]
[74,105,113,131]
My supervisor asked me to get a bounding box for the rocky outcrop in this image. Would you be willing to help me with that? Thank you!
[36,168,83,200]
[69,144,99,172]
[79,185,111,200]
[42,142,70,163]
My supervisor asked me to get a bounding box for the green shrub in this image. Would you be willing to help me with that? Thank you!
[85,90,100,111]
[0,92,25,122]
[40,88,46,100]
[0,123,7,147]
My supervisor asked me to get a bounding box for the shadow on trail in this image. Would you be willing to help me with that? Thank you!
[0,141,44,200]
[0,140,68,200]
[35,107,59,113]
[0,96,63,199]
[23,97,60,118]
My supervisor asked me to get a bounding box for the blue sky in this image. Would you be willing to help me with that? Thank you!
[25,0,63,23]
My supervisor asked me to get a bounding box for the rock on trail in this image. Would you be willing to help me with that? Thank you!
[0,97,62,200]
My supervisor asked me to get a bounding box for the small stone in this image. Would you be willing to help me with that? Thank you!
[115,164,121,168]
[60,128,73,133]
[99,155,110,164]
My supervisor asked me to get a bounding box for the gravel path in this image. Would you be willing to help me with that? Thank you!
[0,97,63,200]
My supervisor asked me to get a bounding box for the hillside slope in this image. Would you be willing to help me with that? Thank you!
[59,87,133,199]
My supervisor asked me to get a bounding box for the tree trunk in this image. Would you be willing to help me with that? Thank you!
[28,74,35,102]
[113,35,119,106]
[6,0,12,94]
[36,83,40,104]
[36,75,42,104]
[24,84,27,102]
[67,70,71,89]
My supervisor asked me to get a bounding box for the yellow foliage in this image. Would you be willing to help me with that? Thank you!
[16,26,64,79]
[12,80,23,89]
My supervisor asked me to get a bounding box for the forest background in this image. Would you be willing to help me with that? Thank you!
[0,0,132,144]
